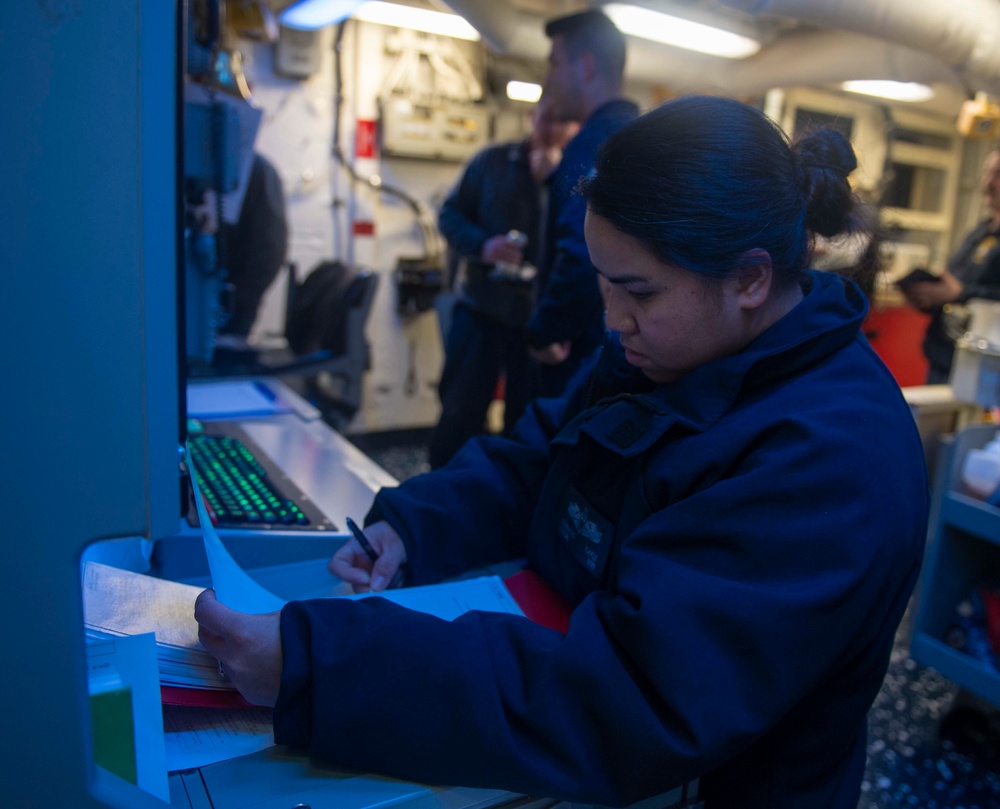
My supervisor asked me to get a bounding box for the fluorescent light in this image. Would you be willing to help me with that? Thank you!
[280,0,365,30]
[603,3,760,59]
[279,0,480,39]
[355,2,480,41]
[842,80,935,103]
[506,81,542,103]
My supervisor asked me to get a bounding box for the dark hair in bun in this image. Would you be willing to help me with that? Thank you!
[582,95,882,298]
[794,129,857,238]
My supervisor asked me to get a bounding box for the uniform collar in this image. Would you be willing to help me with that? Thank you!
[584,98,641,124]
[555,271,868,456]
[509,139,531,164]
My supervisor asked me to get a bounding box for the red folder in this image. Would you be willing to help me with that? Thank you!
[161,685,254,709]
[504,569,573,634]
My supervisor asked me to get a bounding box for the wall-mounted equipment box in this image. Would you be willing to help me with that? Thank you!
[276,24,325,78]
[380,97,491,162]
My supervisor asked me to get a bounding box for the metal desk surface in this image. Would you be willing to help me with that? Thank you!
[168,747,553,809]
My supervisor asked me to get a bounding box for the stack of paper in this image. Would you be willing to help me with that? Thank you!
[83,560,528,696]
[82,562,229,692]
[82,557,532,772]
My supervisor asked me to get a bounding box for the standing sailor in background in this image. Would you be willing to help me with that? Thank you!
[901,149,1000,383]
[527,9,639,396]
[428,99,578,470]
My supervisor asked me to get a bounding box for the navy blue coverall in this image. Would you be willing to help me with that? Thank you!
[526,98,639,396]
[430,140,543,469]
[275,271,928,808]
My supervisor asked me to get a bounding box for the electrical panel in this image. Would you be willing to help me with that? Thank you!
[276,24,324,78]
[380,96,491,162]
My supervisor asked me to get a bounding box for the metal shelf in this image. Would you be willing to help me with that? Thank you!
[910,423,1000,707]
[941,491,1000,547]
[910,634,1000,707]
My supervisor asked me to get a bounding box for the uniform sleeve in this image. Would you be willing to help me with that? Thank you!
[525,189,605,348]
[438,151,492,260]
[949,225,1000,302]
[525,118,610,350]
[366,436,548,583]
[960,255,1000,302]
[365,384,580,584]
[274,409,926,806]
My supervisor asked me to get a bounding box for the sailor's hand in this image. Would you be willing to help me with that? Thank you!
[482,235,523,266]
[529,146,563,183]
[903,269,962,311]
[194,589,282,707]
[529,340,572,366]
[328,520,407,593]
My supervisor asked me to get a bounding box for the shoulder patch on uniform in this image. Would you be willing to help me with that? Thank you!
[608,418,644,449]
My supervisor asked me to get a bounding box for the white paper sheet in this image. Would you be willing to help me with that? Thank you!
[162,704,274,772]
[83,562,205,649]
[83,563,228,689]
[186,381,289,420]
[191,458,524,621]
[187,444,287,614]
[349,576,523,619]
[89,504,524,774]
[186,444,523,621]
[156,569,524,772]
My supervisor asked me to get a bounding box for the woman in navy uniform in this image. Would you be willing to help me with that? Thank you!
[196,96,928,809]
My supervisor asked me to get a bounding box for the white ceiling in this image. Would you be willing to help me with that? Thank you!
[438,0,996,118]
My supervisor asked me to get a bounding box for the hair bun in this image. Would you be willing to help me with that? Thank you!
[794,129,858,237]
[795,129,857,179]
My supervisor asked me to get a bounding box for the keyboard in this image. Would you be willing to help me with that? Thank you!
[188,432,313,528]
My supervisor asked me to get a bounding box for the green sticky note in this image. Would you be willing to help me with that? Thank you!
[90,687,137,785]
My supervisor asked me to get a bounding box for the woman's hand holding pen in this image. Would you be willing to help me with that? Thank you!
[329,519,407,593]
[194,589,282,707]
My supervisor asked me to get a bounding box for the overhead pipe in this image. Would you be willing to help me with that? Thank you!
[710,28,963,96]
[438,0,1000,99]
[434,0,548,58]
[717,0,1000,94]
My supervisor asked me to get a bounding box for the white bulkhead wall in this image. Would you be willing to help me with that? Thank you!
[233,1,992,434]
[240,22,519,433]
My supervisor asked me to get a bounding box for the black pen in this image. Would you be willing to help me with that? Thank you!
[345,516,380,564]
[345,517,404,589]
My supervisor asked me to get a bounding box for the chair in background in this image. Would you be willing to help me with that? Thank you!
[306,270,379,429]
[263,261,379,430]
[199,260,379,431]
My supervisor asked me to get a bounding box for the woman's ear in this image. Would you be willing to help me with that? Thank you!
[734,249,773,309]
